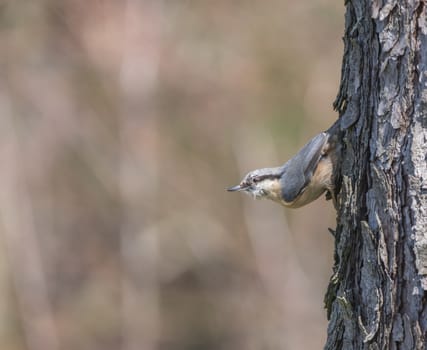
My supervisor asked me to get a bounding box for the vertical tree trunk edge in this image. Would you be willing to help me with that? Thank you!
[324,0,427,349]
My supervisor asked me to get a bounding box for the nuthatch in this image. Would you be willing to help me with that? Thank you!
[227,132,336,208]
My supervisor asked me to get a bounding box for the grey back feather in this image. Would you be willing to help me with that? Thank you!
[280,133,328,202]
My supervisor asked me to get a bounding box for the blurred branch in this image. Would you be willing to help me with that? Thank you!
[118,1,163,350]
[0,93,59,350]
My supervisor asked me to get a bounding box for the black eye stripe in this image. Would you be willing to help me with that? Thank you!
[252,174,280,182]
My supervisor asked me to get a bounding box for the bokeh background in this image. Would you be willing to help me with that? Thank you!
[0,1,343,349]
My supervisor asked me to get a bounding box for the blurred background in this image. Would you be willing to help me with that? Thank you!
[0,1,343,349]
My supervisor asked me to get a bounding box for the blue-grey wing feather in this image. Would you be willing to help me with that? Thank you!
[280,133,328,202]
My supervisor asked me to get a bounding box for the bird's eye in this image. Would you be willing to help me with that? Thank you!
[252,176,261,183]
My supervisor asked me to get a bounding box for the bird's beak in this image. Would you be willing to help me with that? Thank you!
[227,184,245,192]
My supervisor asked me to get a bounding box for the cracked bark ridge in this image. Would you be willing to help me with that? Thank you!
[325,0,427,349]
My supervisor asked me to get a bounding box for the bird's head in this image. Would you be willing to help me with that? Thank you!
[227,167,283,201]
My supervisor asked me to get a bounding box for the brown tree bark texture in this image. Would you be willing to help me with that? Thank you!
[325,0,427,349]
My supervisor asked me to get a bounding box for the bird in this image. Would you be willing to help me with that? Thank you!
[227,131,337,208]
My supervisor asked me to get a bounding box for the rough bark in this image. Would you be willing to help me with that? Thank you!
[324,0,427,349]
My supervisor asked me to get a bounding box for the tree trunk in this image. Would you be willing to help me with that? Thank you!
[324,0,427,349]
